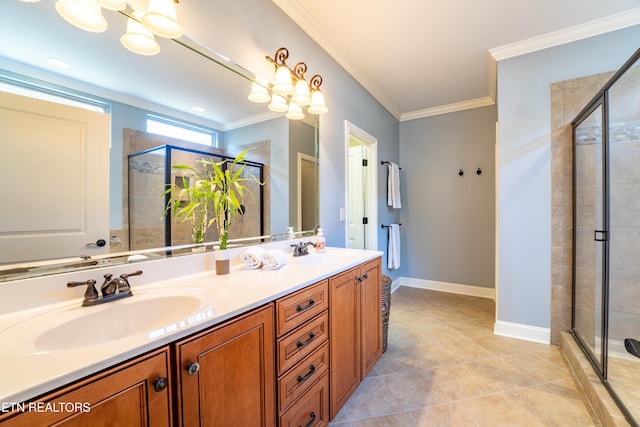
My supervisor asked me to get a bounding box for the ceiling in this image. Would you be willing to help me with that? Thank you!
[2,0,640,125]
[273,0,640,120]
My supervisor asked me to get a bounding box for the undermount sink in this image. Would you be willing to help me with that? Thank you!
[0,290,208,354]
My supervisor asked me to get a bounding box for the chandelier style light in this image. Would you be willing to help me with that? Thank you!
[120,10,161,56]
[248,47,327,119]
[20,0,183,56]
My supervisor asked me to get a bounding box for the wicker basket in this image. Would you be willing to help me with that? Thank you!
[381,274,392,353]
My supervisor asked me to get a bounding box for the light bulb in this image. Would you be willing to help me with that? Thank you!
[268,93,288,113]
[94,0,125,11]
[272,65,294,95]
[286,101,305,120]
[308,90,328,115]
[248,81,270,103]
[291,79,310,106]
[121,12,160,56]
[142,0,183,38]
[55,0,108,33]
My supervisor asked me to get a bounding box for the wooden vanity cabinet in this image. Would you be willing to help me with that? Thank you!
[0,347,172,426]
[174,303,276,427]
[275,280,330,426]
[329,257,382,419]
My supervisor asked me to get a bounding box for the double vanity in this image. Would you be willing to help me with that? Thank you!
[0,244,383,426]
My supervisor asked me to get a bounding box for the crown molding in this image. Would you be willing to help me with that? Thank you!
[224,110,283,131]
[400,96,495,122]
[490,7,640,61]
[272,0,403,120]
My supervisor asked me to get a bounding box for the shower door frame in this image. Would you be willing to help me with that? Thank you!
[570,47,640,427]
[571,97,609,378]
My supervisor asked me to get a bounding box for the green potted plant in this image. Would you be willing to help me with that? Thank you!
[163,149,261,273]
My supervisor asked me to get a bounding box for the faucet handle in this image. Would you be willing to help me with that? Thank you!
[67,279,99,301]
[118,270,143,292]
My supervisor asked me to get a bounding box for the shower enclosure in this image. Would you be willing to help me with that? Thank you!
[572,48,640,425]
[128,144,264,251]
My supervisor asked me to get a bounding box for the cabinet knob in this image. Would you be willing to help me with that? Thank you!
[363,273,369,279]
[186,362,200,376]
[153,377,168,392]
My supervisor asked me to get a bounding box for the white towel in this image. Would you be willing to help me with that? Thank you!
[387,162,402,209]
[261,249,288,270]
[240,246,266,269]
[387,224,401,270]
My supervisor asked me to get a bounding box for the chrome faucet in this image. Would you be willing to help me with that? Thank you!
[291,241,316,257]
[68,270,142,307]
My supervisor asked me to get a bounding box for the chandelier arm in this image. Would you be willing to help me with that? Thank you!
[309,75,323,91]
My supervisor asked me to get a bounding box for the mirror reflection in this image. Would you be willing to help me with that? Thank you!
[0,0,319,280]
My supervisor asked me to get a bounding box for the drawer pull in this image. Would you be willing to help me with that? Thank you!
[296,364,316,382]
[296,331,316,348]
[186,362,200,376]
[153,377,168,392]
[296,298,315,312]
[300,411,316,427]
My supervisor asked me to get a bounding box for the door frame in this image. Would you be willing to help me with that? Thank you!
[344,120,378,251]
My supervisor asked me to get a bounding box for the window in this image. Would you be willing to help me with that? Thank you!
[146,115,218,147]
[0,80,108,113]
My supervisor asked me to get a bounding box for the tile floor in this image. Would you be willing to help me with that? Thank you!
[329,286,601,426]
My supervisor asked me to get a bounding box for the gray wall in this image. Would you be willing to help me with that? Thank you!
[399,105,496,287]
[496,24,640,330]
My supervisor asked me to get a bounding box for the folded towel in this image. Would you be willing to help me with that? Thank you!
[261,249,288,270]
[387,162,401,209]
[388,223,401,270]
[240,246,266,269]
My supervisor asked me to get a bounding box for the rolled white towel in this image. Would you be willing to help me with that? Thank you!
[240,246,266,269]
[261,249,288,270]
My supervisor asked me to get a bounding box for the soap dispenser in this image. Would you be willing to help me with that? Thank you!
[315,228,326,253]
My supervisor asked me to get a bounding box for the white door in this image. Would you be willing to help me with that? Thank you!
[348,143,366,249]
[0,91,110,264]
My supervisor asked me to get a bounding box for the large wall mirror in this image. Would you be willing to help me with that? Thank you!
[0,0,319,280]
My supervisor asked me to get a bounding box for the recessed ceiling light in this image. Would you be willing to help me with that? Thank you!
[192,106,205,112]
[47,57,71,69]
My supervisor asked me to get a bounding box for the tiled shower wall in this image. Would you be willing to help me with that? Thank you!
[550,72,613,346]
[551,67,640,350]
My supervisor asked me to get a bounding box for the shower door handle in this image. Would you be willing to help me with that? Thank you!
[594,230,608,242]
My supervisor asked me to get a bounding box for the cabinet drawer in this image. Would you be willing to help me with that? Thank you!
[278,341,329,413]
[278,372,329,427]
[277,311,328,375]
[276,279,328,336]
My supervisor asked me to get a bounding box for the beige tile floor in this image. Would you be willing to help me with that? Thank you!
[329,286,601,426]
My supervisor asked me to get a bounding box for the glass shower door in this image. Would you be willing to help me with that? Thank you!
[573,101,607,373]
[606,56,640,421]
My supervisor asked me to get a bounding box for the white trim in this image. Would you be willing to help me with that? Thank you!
[344,121,378,251]
[272,0,402,119]
[395,277,495,300]
[400,96,495,122]
[297,152,317,231]
[489,7,640,61]
[494,320,550,344]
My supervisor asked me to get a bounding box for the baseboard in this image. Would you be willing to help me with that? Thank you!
[494,320,550,344]
[395,276,495,299]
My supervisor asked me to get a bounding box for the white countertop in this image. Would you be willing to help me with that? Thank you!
[0,246,382,404]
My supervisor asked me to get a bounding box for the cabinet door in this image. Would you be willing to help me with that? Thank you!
[360,258,382,378]
[175,304,276,427]
[329,267,360,419]
[0,347,172,426]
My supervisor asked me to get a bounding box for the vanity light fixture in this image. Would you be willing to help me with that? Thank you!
[121,10,161,56]
[141,0,183,39]
[248,47,328,119]
[55,0,108,33]
[94,0,125,11]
